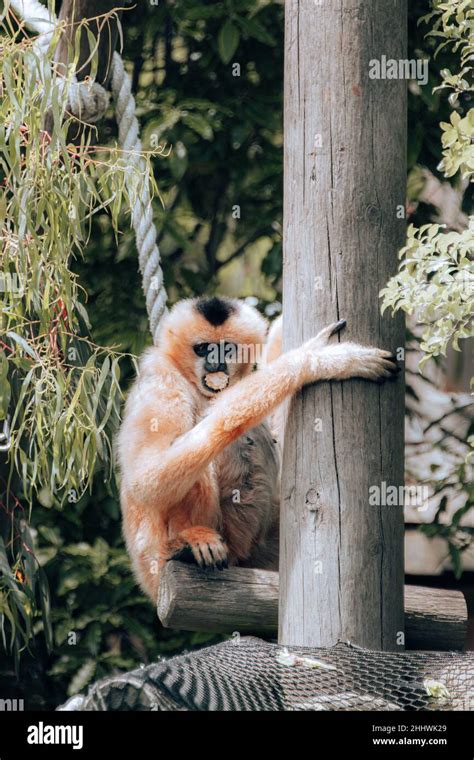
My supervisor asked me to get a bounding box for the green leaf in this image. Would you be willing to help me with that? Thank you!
[448,543,463,580]
[0,352,11,420]
[218,21,240,64]
[68,659,97,697]
[235,16,276,46]
[37,568,53,653]
[6,332,38,360]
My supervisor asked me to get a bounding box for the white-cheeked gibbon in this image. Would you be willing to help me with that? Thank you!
[117,296,399,601]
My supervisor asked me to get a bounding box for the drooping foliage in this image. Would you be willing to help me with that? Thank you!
[0,0,472,707]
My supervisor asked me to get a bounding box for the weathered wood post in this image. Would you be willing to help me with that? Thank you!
[279,0,407,649]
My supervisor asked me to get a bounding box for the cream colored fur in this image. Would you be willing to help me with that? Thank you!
[118,299,398,600]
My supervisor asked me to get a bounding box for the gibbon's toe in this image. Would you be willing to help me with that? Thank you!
[168,527,229,570]
[169,544,196,565]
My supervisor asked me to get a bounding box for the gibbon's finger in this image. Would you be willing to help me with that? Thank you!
[329,319,347,336]
[313,319,347,347]
[366,364,400,382]
[380,358,401,373]
[369,354,401,375]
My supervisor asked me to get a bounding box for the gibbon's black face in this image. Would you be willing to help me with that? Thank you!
[192,298,248,397]
[192,339,240,395]
[162,296,268,400]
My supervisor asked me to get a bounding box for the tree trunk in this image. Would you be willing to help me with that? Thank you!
[280,0,407,649]
[44,0,122,137]
[55,0,122,85]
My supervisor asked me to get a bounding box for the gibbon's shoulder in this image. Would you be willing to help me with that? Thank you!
[125,347,193,410]
[137,345,165,378]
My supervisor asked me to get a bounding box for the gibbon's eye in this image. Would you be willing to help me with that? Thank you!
[224,342,238,361]
[193,343,208,357]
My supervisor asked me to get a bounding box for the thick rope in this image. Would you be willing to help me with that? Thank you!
[68,78,110,124]
[8,0,167,343]
[111,52,167,340]
[8,0,55,36]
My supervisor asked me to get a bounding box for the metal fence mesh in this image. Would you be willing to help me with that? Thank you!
[59,638,474,712]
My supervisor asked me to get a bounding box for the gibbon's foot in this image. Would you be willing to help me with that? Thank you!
[168,526,228,570]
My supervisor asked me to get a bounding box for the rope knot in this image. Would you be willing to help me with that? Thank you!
[67,79,110,123]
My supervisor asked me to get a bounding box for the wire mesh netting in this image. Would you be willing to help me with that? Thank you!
[58,637,474,712]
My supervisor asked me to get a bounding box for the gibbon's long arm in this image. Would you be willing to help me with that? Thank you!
[127,333,398,510]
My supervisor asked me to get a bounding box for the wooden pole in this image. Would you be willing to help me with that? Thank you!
[157,563,468,652]
[280,0,407,648]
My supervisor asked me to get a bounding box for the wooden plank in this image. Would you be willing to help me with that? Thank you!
[280,0,407,648]
[158,562,278,638]
[158,562,467,651]
[404,585,468,651]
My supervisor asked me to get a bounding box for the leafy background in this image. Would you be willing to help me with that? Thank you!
[0,0,472,708]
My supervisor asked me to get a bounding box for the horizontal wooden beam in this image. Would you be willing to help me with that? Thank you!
[158,561,468,651]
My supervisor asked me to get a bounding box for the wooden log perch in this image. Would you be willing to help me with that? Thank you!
[158,562,467,651]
